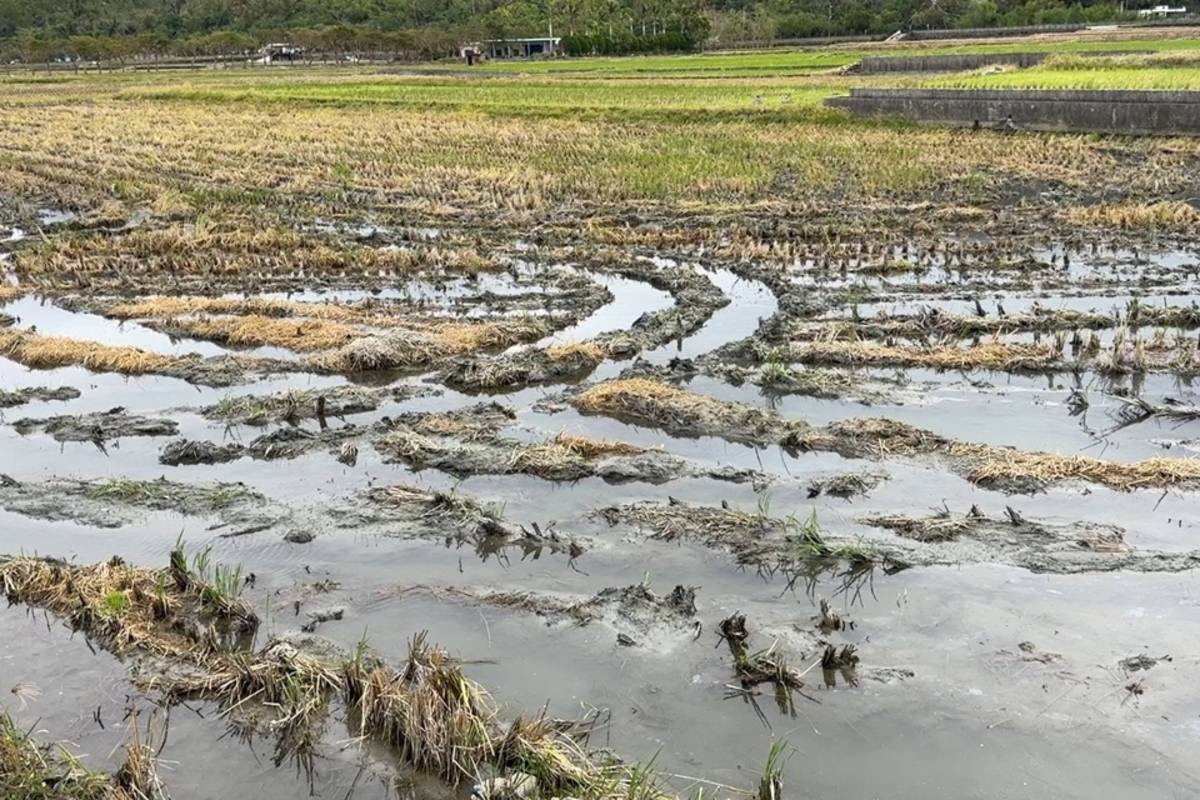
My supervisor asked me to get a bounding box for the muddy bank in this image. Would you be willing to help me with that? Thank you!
[0,384,80,408]
[790,302,1200,342]
[598,499,1200,575]
[569,378,1200,493]
[0,475,270,531]
[706,359,911,404]
[353,484,587,561]
[0,325,290,386]
[378,404,768,485]
[438,256,728,392]
[202,384,438,425]
[862,507,1200,573]
[160,439,248,465]
[307,315,553,373]
[570,376,805,446]
[0,473,582,560]
[780,337,1200,377]
[391,582,700,650]
[162,421,379,466]
[162,403,502,467]
[0,549,688,800]
[807,470,890,499]
[12,407,178,443]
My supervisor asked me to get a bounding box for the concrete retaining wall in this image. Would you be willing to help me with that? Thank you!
[855,52,1048,73]
[852,50,1153,73]
[903,18,1200,39]
[904,22,1086,39]
[826,88,1200,136]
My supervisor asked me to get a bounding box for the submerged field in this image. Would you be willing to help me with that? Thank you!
[3,32,1200,800]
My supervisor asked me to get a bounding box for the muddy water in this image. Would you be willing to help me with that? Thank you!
[535,268,674,346]
[3,259,1200,799]
[643,265,776,362]
[830,291,1200,320]
[1,295,234,357]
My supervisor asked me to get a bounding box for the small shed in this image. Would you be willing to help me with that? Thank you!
[484,37,561,59]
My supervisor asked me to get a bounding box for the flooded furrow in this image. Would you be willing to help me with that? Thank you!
[4,211,1200,800]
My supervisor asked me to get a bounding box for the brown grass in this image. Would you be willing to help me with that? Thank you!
[343,633,497,781]
[415,414,484,439]
[146,315,358,352]
[1067,201,1200,233]
[343,635,598,791]
[1,709,169,800]
[574,378,727,419]
[2,550,670,800]
[546,341,606,362]
[791,340,1060,371]
[108,295,466,333]
[0,551,256,662]
[959,448,1200,491]
[553,432,644,458]
[313,318,551,371]
[148,640,342,747]
[109,296,372,323]
[574,378,815,449]
[826,418,1200,490]
[428,320,552,352]
[508,442,590,477]
[573,380,1200,492]
[822,417,949,457]
[0,328,175,374]
[14,224,499,289]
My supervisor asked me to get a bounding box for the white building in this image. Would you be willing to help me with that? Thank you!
[1137,5,1188,17]
[483,37,561,58]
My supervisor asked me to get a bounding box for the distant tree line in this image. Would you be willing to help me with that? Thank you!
[0,0,1173,62]
[561,31,699,55]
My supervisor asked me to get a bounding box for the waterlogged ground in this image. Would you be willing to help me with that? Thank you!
[4,59,1200,799]
[3,225,1200,798]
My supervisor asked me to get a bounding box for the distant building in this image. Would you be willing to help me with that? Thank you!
[259,43,304,62]
[1137,5,1188,16]
[461,45,484,65]
[483,37,561,59]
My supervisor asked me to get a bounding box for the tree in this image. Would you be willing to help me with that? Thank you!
[482,1,546,38]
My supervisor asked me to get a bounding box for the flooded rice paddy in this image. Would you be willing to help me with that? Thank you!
[2,220,1200,800]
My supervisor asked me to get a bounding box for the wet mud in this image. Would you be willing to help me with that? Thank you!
[379,406,768,485]
[13,407,179,443]
[201,384,438,425]
[438,256,728,392]
[0,384,80,408]
[0,475,269,530]
[599,498,1200,575]
[5,171,1200,800]
[390,582,701,650]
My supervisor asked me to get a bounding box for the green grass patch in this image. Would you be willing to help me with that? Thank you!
[934,66,1200,91]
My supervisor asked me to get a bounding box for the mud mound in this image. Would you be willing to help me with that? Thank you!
[203,384,437,425]
[391,582,701,649]
[12,407,178,443]
[0,385,80,408]
[0,476,271,531]
[600,498,1200,575]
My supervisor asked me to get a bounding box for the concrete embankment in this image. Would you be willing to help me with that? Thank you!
[826,88,1200,136]
[850,50,1151,73]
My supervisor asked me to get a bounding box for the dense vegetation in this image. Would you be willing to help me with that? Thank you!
[0,0,1177,62]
